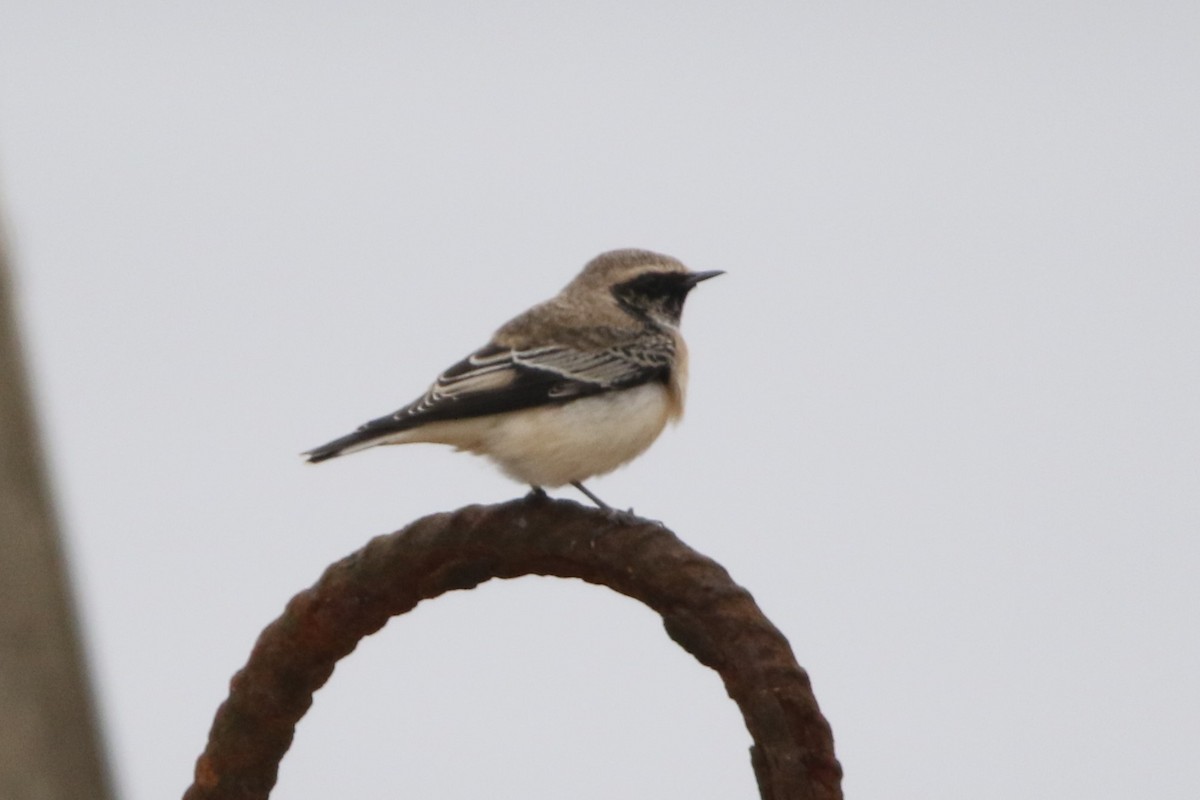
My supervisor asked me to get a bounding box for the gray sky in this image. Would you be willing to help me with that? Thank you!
[2,2,1198,798]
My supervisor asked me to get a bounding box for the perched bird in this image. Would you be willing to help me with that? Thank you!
[305,248,722,508]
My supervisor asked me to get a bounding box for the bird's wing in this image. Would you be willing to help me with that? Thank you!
[304,336,673,461]
[393,338,673,423]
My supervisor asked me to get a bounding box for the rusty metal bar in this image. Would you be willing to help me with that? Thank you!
[183,495,842,799]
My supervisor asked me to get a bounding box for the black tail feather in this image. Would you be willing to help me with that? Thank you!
[303,429,381,463]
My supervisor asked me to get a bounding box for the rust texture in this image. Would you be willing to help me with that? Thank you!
[182,495,842,800]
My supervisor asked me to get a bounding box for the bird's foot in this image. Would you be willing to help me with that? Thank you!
[604,505,643,524]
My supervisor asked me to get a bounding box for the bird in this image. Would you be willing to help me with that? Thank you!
[304,248,722,508]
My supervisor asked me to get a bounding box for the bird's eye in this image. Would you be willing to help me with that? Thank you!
[618,272,682,298]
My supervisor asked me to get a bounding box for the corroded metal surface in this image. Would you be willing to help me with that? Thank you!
[183,496,842,799]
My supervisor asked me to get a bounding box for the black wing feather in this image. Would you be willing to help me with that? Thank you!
[304,337,672,462]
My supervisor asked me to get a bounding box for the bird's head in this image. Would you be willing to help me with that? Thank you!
[570,249,723,328]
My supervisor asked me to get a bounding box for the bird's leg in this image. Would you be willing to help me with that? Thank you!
[570,481,612,511]
[526,485,549,501]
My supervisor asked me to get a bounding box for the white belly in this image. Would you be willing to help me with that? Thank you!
[397,382,675,487]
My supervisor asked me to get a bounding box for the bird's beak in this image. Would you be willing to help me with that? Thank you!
[682,270,725,287]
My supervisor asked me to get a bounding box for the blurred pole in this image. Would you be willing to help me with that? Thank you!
[0,226,115,799]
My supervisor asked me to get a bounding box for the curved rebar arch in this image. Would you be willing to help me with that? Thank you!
[182,496,842,800]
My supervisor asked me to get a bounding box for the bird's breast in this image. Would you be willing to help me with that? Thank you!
[459,382,676,487]
[666,330,688,420]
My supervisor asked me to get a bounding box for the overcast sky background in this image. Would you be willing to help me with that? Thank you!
[2,2,1198,798]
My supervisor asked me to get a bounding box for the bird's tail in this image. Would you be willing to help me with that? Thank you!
[302,429,386,463]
